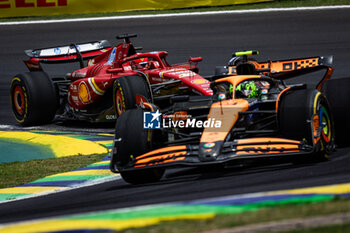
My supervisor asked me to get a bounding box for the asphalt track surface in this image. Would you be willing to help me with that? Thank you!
[1,8,350,224]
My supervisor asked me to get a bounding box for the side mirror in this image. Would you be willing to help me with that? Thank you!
[189,57,202,63]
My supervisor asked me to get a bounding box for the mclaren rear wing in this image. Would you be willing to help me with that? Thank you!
[264,55,333,91]
[24,40,112,71]
[228,54,334,91]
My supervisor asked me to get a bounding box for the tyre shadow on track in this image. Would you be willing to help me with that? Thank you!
[106,162,319,190]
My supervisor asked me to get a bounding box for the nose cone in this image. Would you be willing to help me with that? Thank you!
[198,141,223,162]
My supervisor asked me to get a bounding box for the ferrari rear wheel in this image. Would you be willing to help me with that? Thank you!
[10,72,58,126]
[113,108,164,184]
[113,75,151,117]
[279,89,334,163]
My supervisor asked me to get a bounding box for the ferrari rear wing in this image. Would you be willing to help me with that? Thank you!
[24,40,112,71]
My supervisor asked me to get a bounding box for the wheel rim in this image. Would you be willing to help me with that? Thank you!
[13,86,25,115]
[319,106,331,143]
[115,90,124,116]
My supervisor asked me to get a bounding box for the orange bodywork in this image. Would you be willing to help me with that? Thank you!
[236,138,301,155]
[226,56,332,91]
[316,67,333,91]
[135,145,187,167]
[259,58,319,73]
[228,58,320,75]
[200,98,249,144]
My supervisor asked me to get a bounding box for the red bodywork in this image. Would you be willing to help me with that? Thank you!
[26,40,212,111]
[24,38,212,114]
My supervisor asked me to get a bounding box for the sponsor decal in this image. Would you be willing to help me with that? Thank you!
[218,93,226,100]
[69,84,78,92]
[72,72,86,78]
[106,47,116,65]
[281,59,318,71]
[78,81,91,104]
[151,77,162,82]
[123,65,132,71]
[106,115,117,120]
[168,70,194,78]
[203,143,215,148]
[191,79,208,84]
[159,68,186,78]
[54,47,61,55]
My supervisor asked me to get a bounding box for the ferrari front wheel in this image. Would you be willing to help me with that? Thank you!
[113,75,151,118]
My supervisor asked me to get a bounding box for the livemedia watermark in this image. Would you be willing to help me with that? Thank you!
[143,110,222,129]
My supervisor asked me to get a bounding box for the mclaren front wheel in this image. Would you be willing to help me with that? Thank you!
[111,108,164,184]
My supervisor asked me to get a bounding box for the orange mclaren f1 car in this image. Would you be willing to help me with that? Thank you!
[110,50,349,184]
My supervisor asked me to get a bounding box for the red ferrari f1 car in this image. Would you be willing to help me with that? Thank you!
[110,50,349,184]
[10,34,212,126]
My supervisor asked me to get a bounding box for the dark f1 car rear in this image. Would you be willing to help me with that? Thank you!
[110,51,347,184]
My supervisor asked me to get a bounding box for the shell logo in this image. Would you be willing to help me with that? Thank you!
[79,82,91,104]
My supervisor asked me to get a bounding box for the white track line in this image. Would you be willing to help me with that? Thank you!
[1,5,350,26]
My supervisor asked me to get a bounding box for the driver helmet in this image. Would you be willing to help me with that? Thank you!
[235,81,259,98]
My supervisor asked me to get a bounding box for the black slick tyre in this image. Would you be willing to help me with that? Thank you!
[113,108,164,184]
[10,72,58,126]
[279,89,334,162]
[322,78,350,147]
[113,75,151,117]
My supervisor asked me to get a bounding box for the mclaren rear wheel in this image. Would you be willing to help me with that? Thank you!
[323,77,350,147]
[279,88,334,163]
[112,108,164,184]
[10,72,58,126]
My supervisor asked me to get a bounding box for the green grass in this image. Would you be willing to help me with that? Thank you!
[1,0,349,22]
[118,198,350,233]
[0,154,106,188]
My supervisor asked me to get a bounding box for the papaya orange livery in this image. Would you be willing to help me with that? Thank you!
[109,49,336,185]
